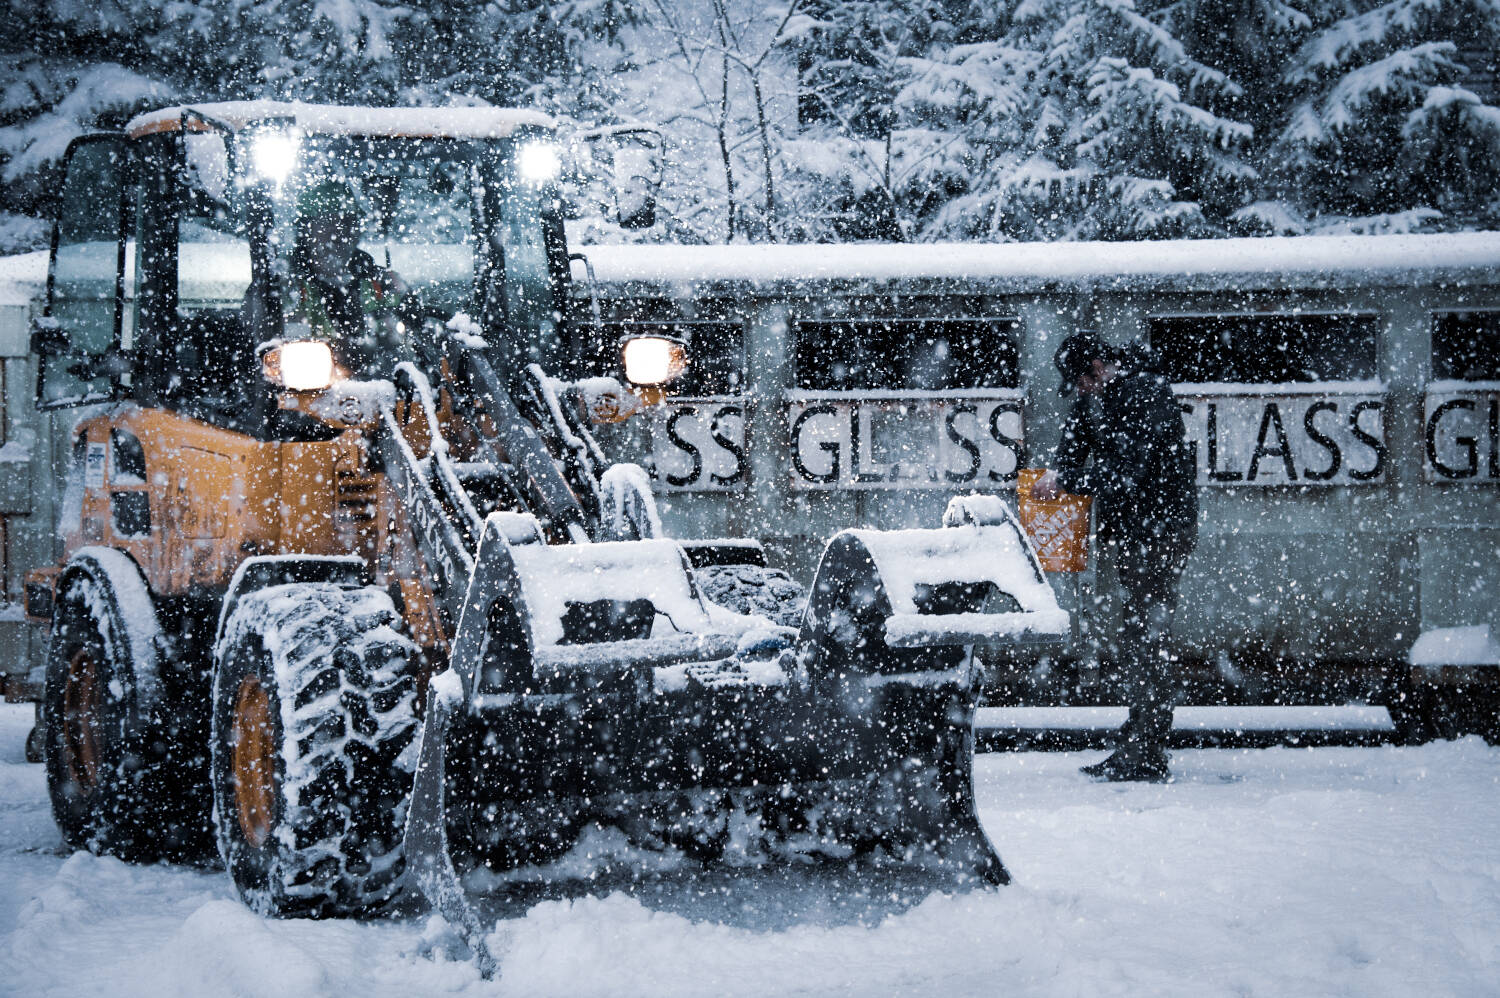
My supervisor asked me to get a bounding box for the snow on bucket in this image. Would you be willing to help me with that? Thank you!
[1016,468,1092,572]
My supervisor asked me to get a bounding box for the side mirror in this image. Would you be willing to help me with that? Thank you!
[583,125,664,230]
[613,140,658,229]
[29,317,67,356]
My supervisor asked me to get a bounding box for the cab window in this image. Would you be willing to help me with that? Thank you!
[164,131,255,410]
[37,136,128,409]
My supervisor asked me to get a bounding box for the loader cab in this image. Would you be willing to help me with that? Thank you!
[34,103,575,432]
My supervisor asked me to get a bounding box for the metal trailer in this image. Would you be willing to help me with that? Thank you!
[0,253,55,760]
[565,237,1500,734]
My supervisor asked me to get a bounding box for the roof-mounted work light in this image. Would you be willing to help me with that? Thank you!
[248,127,301,186]
[517,141,562,185]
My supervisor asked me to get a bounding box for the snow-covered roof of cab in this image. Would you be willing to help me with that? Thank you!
[126,101,555,140]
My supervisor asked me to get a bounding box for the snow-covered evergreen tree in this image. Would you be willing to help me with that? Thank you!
[1259,0,1500,234]
[776,0,942,239]
[906,0,1256,240]
[3,0,1500,245]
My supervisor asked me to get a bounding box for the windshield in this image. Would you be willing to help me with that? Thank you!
[175,131,565,381]
[257,136,478,377]
[171,129,568,383]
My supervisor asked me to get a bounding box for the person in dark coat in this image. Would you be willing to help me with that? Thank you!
[241,179,409,376]
[286,179,408,373]
[1033,332,1198,781]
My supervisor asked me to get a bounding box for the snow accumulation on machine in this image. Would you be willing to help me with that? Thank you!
[23,102,1068,963]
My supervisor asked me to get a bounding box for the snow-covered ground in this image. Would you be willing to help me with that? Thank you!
[3,700,1499,997]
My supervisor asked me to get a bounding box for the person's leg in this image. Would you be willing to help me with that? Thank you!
[1121,586,1174,761]
[1083,549,1179,780]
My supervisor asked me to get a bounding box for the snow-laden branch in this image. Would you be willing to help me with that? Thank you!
[1403,84,1500,144]
[0,62,172,179]
[1095,0,1243,98]
[1285,0,1448,83]
[1319,41,1459,134]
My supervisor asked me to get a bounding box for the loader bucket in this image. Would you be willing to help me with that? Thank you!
[405,504,1067,968]
[790,510,1068,882]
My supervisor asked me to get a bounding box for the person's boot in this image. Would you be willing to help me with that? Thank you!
[1080,747,1171,782]
[1079,752,1122,779]
[1081,710,1171,782]
[1081,700,1174,781]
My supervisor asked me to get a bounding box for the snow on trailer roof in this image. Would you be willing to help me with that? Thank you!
[8,231,1500,307]
[572,232,1500,294]
[126,101,555,140]
[0,250,46,306]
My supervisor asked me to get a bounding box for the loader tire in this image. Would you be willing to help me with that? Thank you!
[212,584,419,917]
[44,550,208,862]
[25,717,44,764]
[696,563,806,628]
[1385,684,1434,745]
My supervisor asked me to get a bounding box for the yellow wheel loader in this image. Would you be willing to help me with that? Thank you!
[25,101,1068,964]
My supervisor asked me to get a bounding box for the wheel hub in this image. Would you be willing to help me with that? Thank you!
[232,675,276,850]
[62,647,103,791]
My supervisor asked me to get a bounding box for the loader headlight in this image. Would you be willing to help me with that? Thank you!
[620,334,687,388]
[261,340,336,392]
